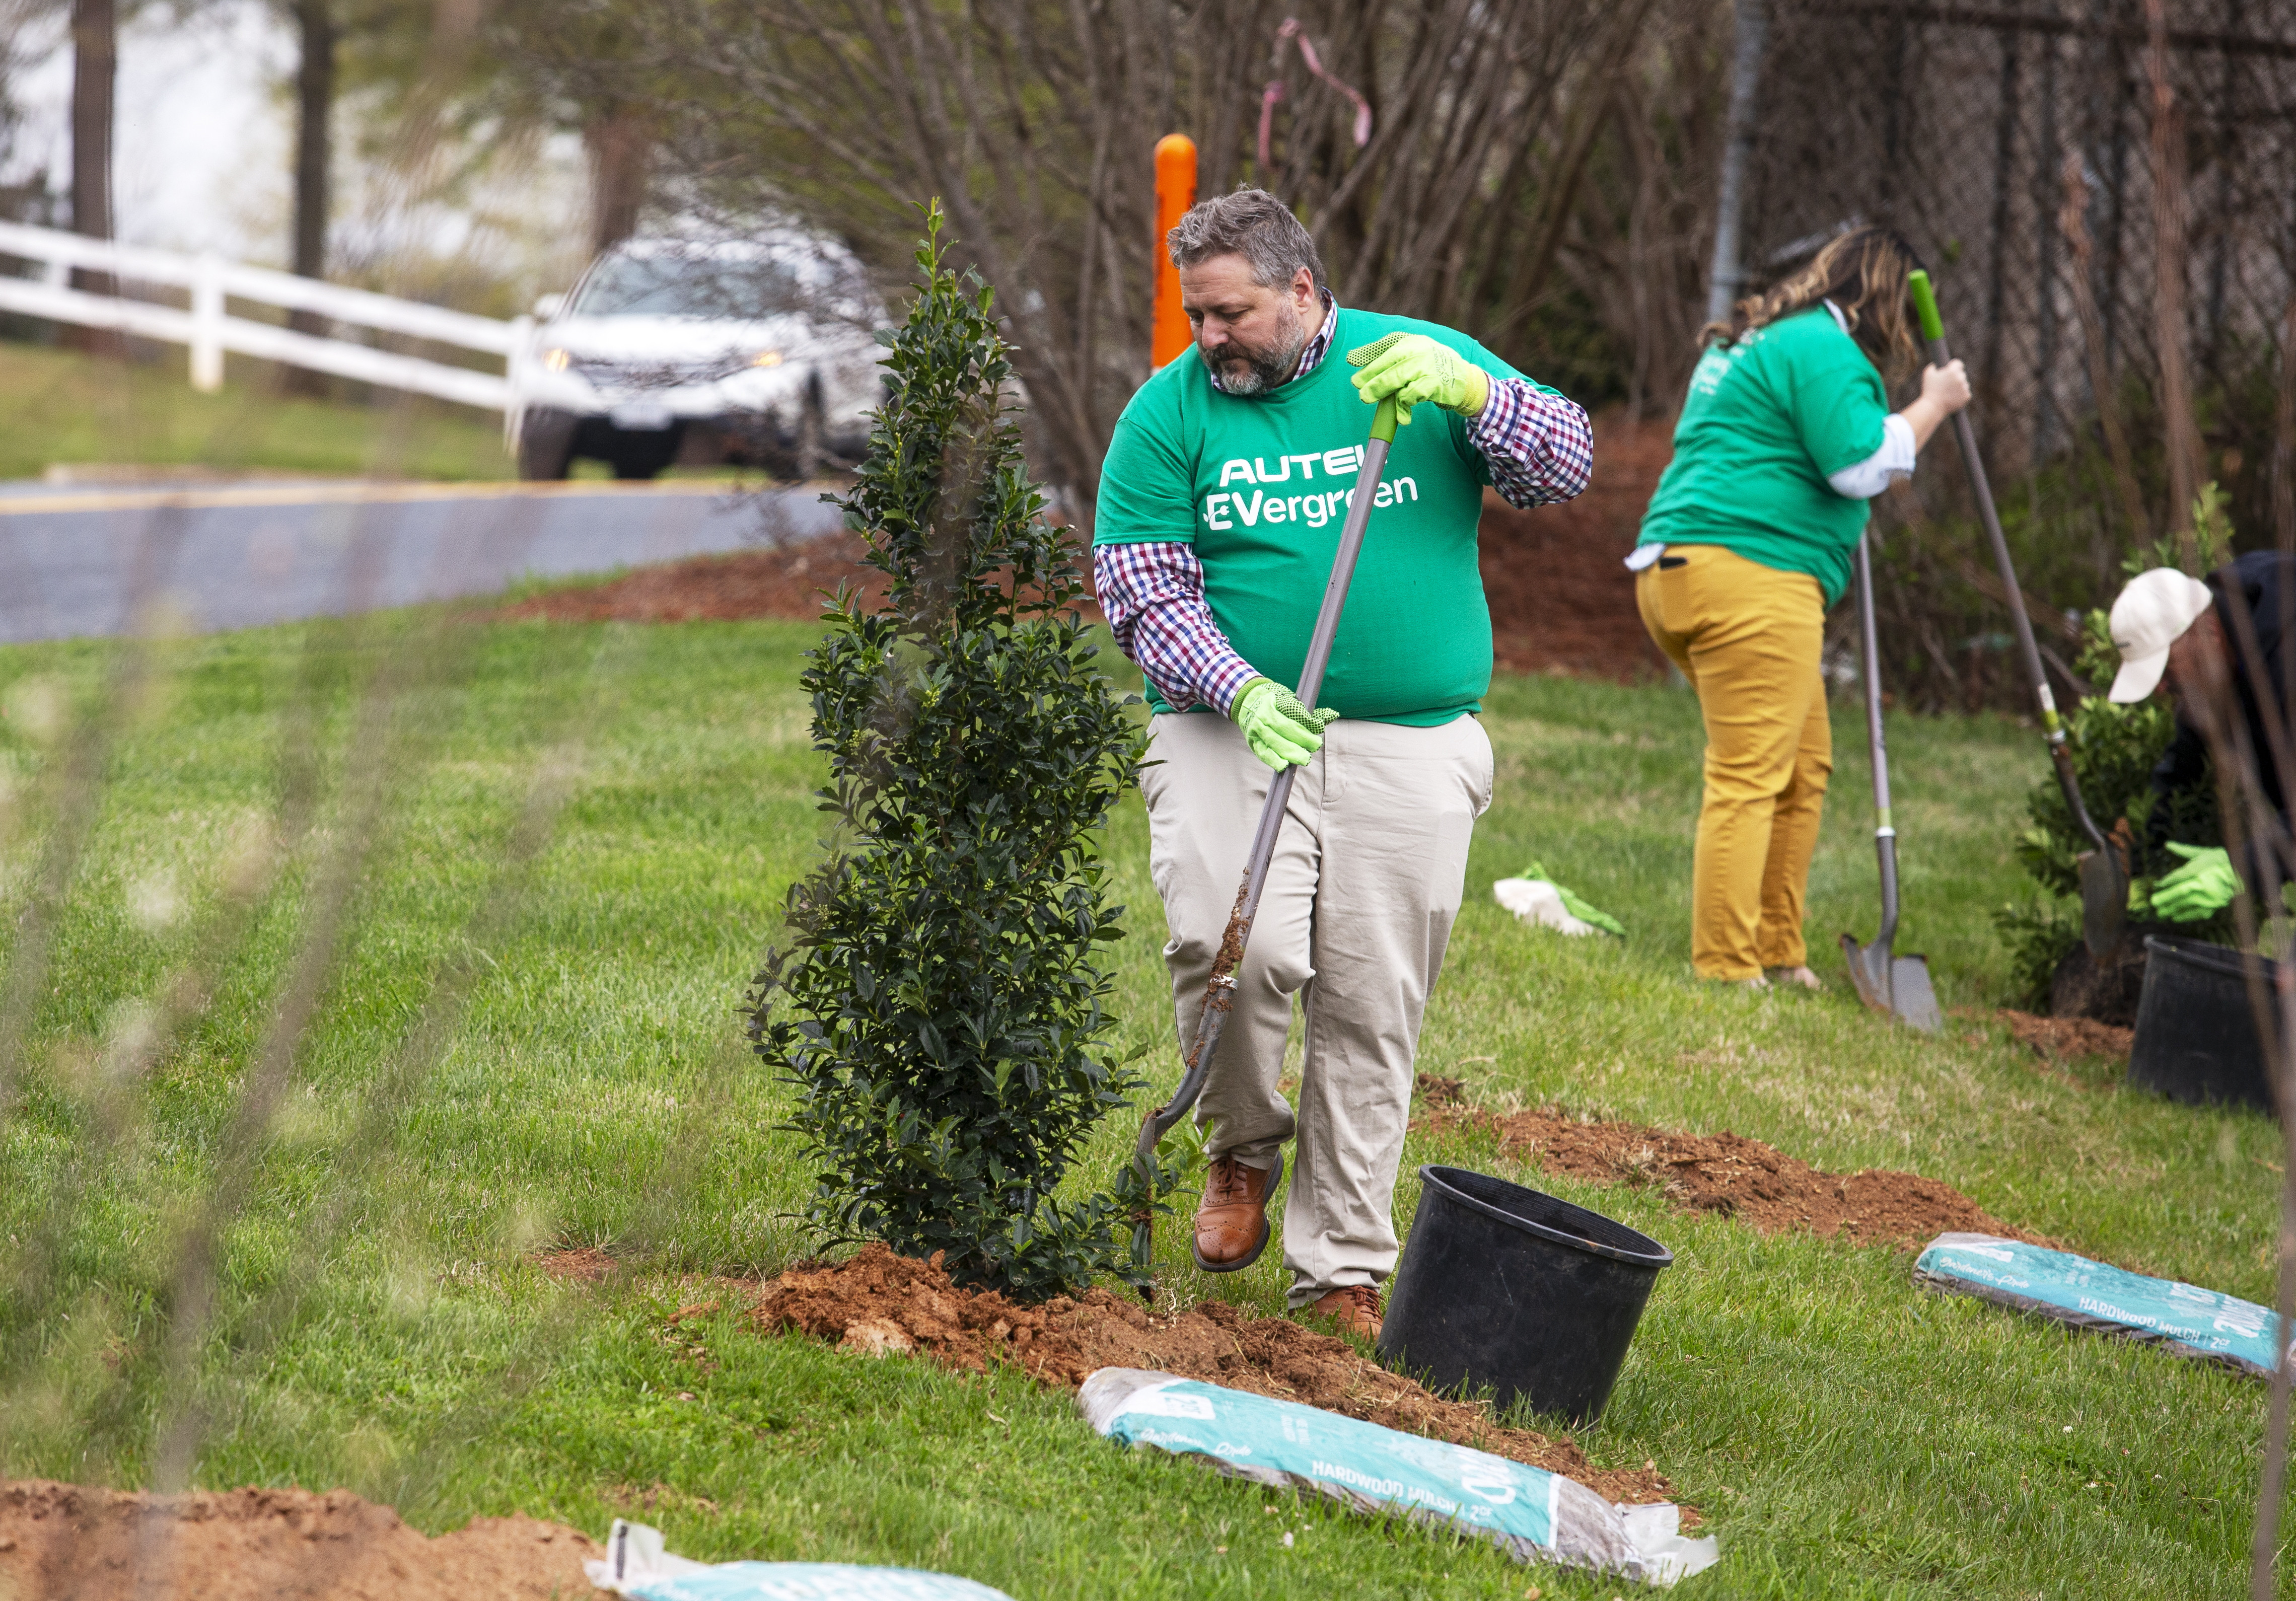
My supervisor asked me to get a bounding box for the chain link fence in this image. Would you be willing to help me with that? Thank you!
[1731,0,2296,707]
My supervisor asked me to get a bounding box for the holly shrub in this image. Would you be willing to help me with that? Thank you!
[745,205,1164,1299]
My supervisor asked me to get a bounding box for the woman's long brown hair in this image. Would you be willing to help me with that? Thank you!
[1701,225,1925,376]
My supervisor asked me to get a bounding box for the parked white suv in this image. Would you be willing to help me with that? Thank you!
[508,237,883,480]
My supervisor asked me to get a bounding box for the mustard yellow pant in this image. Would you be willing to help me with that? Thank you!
[1635,544,1832,980]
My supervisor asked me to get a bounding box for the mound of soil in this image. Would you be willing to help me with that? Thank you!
[0,1480,597,1601]
[751,1244,1673,1506]
[1448,1106,2036,1248]
[2000,1009,2134,1062]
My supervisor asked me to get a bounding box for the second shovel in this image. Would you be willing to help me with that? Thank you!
[1839,530,1942,1031]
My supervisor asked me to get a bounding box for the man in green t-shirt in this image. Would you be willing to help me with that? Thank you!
[1094,188,1593,1338]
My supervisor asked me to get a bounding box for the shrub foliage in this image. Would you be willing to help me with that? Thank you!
[746,206,1153,1299]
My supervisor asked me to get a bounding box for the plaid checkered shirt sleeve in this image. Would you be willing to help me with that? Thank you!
[1093,540,1260,715]
[1467,378,1595,509]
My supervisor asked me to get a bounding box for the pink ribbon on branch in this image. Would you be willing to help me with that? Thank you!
[1257,17,1373,171]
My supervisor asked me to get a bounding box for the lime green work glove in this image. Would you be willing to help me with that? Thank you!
[1522,861,1627,937]
[1347,333,1490,427]
[2151,842,2239,921]
[1231,677,1338,769]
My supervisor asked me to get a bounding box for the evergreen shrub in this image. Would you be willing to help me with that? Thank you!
[745,205,1161,1300]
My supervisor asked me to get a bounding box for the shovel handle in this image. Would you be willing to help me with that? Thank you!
[1906,271,2111,854]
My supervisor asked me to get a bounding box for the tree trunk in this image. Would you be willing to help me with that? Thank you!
[68,0,118,349]
[1704,0,1768,327]
[285,0,337,392]
[584,109,651,255]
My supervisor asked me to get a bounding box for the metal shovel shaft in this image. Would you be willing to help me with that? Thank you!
[1132,400,1399,1178]
[1909,272,2123,960]
[1839,533,1941,1031]
[1909,274,2109,855]
[1853,534,1901,958]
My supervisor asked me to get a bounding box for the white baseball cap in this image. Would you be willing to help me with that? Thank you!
[2107,567,2216,702]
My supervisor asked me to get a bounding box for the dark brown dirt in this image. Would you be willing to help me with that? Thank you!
[2000,1008,2135,1063]
[488,413,1673,683]
[1441,1105,2042,1249]
[0,1480,598,1600]
[1478,411,1673,682]
[1413,1072,1468,1107]
[750,1243,1675,1506]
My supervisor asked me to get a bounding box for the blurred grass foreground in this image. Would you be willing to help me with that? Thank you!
[0,599,2286,1599]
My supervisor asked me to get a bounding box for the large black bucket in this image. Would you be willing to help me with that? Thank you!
[2129,935,2279,1115]
[1378,1165,1671,1426]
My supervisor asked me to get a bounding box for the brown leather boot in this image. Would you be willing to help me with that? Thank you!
[1191,1153,1281,1273]
[1303,1284,1383,1341]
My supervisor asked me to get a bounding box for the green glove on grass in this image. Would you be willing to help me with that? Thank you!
[1523,861,1627,937]
[1347,333,1490,427]
[2151,842,2239,922]
[1231,677,1338,770]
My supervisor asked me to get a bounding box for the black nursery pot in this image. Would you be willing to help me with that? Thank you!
[2129,935,2278,1116]
[1377,1165,1671,1427]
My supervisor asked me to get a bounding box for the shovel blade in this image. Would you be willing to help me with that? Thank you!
[2076,848,2128,960]
[1886,955,1944,1033]
[1840,932,1944,1033]
[1841,930,1892,1012]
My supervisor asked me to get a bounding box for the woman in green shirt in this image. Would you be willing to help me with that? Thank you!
[1632,226,1970,986]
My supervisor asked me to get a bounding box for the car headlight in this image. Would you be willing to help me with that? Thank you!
[751,349,782,368]
[542,347,571,372]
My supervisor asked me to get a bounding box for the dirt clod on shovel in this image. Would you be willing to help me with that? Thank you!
[1440,1105,2043,1248]
[0,1480,597,1601]
[752,1244,1674,1507]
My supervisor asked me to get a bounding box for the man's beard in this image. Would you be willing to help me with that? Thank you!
[1198,317,1309,396]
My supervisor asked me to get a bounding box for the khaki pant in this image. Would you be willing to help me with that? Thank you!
[1141,711,1493,1306]
[1634,543,1832,980]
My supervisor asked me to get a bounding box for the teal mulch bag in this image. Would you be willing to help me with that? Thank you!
[1078,1368,1717,1586]
[1915,1232,2284,1377]
[587,1520,1015,1600]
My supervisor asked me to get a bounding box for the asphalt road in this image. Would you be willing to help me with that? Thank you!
[0,477,844,644]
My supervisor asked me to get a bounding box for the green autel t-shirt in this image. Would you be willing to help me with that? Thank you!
[1636,306,1893,606]
[1095,308,1539,726]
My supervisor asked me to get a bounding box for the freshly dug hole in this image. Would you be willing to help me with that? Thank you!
[1433,1105,2045,1248]
[750,1244,1677,1507]
[0,1480,597,1600]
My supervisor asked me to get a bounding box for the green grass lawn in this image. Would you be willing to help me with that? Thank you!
[1,609,2286,1598]
[0,337,512,481]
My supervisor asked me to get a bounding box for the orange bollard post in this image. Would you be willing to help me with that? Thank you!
[1152,134,1198,369]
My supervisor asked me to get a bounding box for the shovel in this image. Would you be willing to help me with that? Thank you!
[1130,361,1407,1210]
[1908,270,2126,959]
[1839,530,1943,1031]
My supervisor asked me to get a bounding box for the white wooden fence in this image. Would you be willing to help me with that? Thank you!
[0,220,524,413]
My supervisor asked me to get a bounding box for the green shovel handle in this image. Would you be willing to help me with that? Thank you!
[1370,395,1399,444]
[1908,269,1945,346]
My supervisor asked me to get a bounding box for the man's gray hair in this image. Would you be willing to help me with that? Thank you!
[1166,188,1326,294]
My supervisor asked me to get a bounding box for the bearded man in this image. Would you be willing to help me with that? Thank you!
[1093,188,1593,1337]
